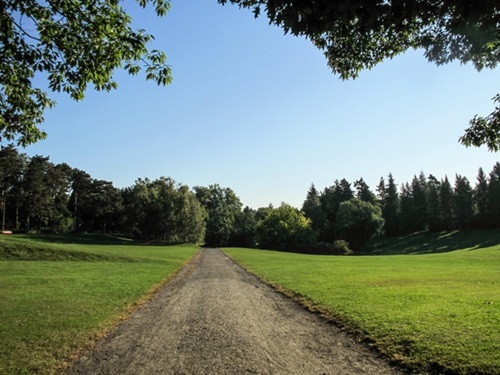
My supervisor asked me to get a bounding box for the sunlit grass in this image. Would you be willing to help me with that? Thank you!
[224,231,500,374]
[0,234,198,375]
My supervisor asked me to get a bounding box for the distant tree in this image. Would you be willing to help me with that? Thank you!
[454,175,474,229]
[0,145,24,230]
[354,178,377,204]
[194,184,242,247]
[68,169,94,231]
[426,175,441,232]
[229,206,257,247]
[399,182,413,234]
[22,155,53,230]
[302,183,327,234]
[439,176,455,230]
[376,177,386,207]
[336,198,384,252]
[383,173,400,236]
[488,162,500,228]
[123,177,206,242]
[411,172,428,232]
[474,167,489,228]
[46,163,73,232]
[319,179,353,242]
[256,203,316,251]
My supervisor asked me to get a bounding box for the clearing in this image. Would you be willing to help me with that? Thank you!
[66,248,402,375]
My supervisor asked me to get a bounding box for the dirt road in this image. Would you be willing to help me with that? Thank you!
[66,248,402,374]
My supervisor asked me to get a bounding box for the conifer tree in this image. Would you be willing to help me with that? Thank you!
[454,175,473,229]
[474,167,489,228]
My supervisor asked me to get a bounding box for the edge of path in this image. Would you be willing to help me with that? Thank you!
[56,248,204,374]
[220,249,423,375]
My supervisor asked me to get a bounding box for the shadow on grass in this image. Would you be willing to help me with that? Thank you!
[366,229,500,255]
[22,233,137,246]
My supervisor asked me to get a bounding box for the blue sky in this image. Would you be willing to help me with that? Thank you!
[24,0,499,209]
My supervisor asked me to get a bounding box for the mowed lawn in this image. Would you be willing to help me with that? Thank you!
[0,235,199,375]
[224,232,500,375]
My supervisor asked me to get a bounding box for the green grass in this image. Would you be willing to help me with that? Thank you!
[223,231,500,375]
[0,234,199,375]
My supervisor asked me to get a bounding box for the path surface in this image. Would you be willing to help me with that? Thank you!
[66,248,402,375]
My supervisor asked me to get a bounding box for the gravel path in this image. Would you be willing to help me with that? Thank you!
[66,248,402,375]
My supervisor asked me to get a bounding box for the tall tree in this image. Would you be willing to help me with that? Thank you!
[0,145,24,230]
[194,184,242,247]
[426,175,441,232]
[22,155,53,230]
[336,198,384,252]
[46,162,73,232]
[454,175,474,229]
[302,183,327,234]
[354,178,377,204]
[399,182,413,234]
[319,179,353,242]
[474,167,489,228]
[256,203,316,251]
[229,206,257,247]
[439,176,455,230]
[383,173,400,236]
[488,162,500,228]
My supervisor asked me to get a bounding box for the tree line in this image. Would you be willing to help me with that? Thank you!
[1,145,499,253]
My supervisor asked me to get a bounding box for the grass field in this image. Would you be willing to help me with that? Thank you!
[0,234,198,375]
[223,230,500,375]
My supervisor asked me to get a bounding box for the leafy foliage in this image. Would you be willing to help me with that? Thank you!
[0,0,172,145]
[256,203,316,251]
[336,198,384,251]
[460,95,500,152]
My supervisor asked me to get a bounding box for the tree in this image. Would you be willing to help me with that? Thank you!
[301,183,327,234]
[229,206,257,247]
[426,175,441,232]
[439,176,454,230]
[383,173,400,236]
[474,167,489,228]
[0,0,172,146]
[221,0,499,149]
[460,95,500,152]
[454,175,473,229]
[123,177,206,242]
[0,145,24,230]
[354,178,377,204]
[194,184,242,247]
[256,203,316,251]
[336,198,384,252]
[21,155,53,230]
[488,162,500,228]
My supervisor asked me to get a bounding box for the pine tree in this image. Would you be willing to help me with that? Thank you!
[454,175,473,229]
[474,167,489,228]
[426,175,441,231]
[439,176,454,230]
[354,178,377,204]
[384,174,400,236]
[488,162,500,228]
[302,183,327,234]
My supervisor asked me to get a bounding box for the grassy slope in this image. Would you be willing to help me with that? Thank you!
[223,230,500,375]
[0,234,198,375]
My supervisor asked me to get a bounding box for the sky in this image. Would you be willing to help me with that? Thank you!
[23,0,499,209]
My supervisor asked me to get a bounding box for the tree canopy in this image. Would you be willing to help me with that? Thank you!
[0,0,172,146]
[0,0,498,148]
